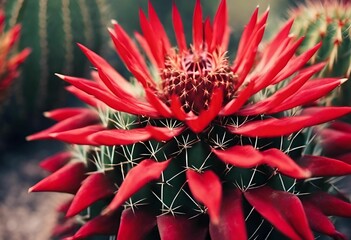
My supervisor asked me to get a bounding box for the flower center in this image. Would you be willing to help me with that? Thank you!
[160,49,238,114]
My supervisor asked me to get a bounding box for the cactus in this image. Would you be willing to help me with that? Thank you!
[1,0,112,141]
[0,10,29,104]
[29,0,351,239]
[289,0,351,106]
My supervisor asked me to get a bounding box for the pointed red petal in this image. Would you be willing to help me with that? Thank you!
[302,192,351,217]
[148,1,171,52]
[193,0,203,51]
[262,148,311,179]
[212,145,263,168]
[211,0,228,50]
[39,151,72,173]
[145,89,173,118]
[239,65,320,115]
[172,2,187,52]
[77,43,139,93]
[66,172,116,217]
[220,81,254,116]
[298,155,351,177]
[233,7,259,71]
[117,209,156,240]
[145,125,185,142]
[65,85,99,108]
[50,125,105,145]
[318,128,351,156]
[139,9,164,68]
[271,43,322,85]
[186,169,222,224]
[74,211,120,239]
[209,189,247,240]
[203,17,213,47]
[103,159,170,214]
[44,108,92,121]
[29,162,86,194]
[60,73,159,118]
[134,32,158,69]
[230,107,351,137]
[269,78,346,113]
[170,95,187,120]
[186,88,223,133]
[89,126,183,146]
[303,203,346,240]
[244,186,314,240]
[26,110,99,141]
[157,215,207,240]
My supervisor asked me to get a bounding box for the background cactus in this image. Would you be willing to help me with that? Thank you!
[0,0,112,145]
[28,1,351,239]
[289,0,351,107]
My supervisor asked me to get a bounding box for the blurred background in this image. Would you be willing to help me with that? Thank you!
[2,0,349,239]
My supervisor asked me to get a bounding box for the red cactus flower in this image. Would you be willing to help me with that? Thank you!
[0,11,30,103]
[29,0,351,239]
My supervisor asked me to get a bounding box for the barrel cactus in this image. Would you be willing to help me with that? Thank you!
[0,10,29,104]
[29,0,351,239]
[289,0,351,106]
[1,0,112,140]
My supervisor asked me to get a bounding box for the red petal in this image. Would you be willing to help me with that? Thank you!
[145,125,185,142]
[170,95,187,120]
[108,28,154,89]
[26,110,99,141]
[50,125,105,145]
[186,169,222,224]
[238,65,321,115]
[134,32,158,70]
[29,162,86,194]
[90,126,184,146]
[211,0,228,50]
[271,43,322,85]
[39,151,72,173]
[186,88,223,133]
[73,211,120,239]
[65,85,99,108]
[261,148,311,179]
[244,186,314,240]
[319,128,351,156]
[172,2,187,52]
[204,17,213,47]
[148,1,171,52]
[230,107,351,138]
[302,192,351,217]
[103,159,170,214]
[66,172,116,217]
[145,89,173,118]
[192,0,203,51]
[303,203,346,240]
[252,37,305,94]
[220,81,254,116]
[212,145,263,168]
[77,43,140,93]
[157,215,207,240]
[44,108,92,121]
[298,155,351,177]
[209,189,247,240]
[61,74,160,118]
[117,209,156,240]
[139,9,164,68]
[269,78,346,113]
[233,7,259,72]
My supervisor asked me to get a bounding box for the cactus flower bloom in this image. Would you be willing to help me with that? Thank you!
[29,1,351,239]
